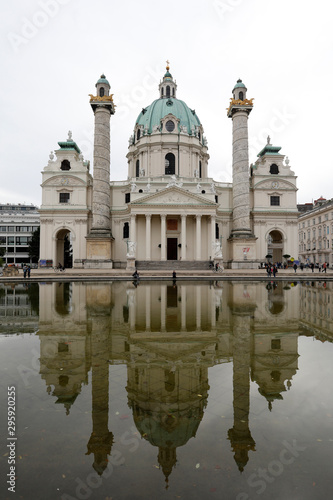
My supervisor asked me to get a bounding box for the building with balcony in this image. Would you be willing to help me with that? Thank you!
[298,197,333,266]
[0,204,40,266]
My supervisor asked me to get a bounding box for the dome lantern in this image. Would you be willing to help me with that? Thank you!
[159,60,177,99]
[232,78,247,100]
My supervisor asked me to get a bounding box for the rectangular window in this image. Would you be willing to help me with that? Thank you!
[59,193,70,203]
[16,226,29,232]
[271,339,281,350]
[270,196,280,206]
[0,226,6,232]
[7,237,14,245]
[7,226,14,232]
[125,193,131,203]
[0,236,5,244]
[16,237,29,245]
[16,247,29,253]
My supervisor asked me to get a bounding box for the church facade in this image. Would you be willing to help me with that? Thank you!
[39,65,298,269]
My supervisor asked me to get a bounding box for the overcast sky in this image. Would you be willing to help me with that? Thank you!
[1,0,332,207]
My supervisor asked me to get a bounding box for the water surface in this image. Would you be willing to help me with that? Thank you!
[0,280,332,500]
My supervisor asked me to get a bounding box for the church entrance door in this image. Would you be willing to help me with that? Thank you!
[167,238,178,260]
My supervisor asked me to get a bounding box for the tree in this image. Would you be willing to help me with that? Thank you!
[28,227,40,263]
[0,247,5,267]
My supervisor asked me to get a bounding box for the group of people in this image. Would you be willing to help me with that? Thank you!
[265,263,279,277]
[293,262,329,273]
[264,261,330,274]
[22,264,31,278]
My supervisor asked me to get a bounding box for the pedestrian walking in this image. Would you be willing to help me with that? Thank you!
[293,263,297,273]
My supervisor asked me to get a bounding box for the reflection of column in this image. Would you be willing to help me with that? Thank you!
[146,215,151,261]
[86,287,113,475]
[211,287,216,328]
[196,286,201,330]
[161,215,166,261]
[146,285,151,331]
[181,215,187,260]
[128,290,136,330]
[210,215,216,259]
[181,285,187,331]
[196,215,202,260]
[161,285,166,331]
[228,308,256,472]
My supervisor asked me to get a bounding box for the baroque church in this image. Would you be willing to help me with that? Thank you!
[39,64,298,269]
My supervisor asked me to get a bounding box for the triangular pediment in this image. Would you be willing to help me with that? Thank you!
[131,186,216,207]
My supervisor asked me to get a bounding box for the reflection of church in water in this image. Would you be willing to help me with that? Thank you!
[35,280,315,481]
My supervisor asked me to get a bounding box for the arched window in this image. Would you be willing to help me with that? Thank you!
[172,88,175,96]
[270,163,279,174]
[198,131,201,141]
[136,159,140,177]
[123,222,129,239]
[60,160,71,171]
[165,153,175,175]
[165,120,175,132]
[215,223,219,239]
[239,91,244,100]
[166,85,170,97]
[199,160,202,178]
[161,87,164,96]
[99,87,105,97]
[164,370,175,392]
[136,129,141,141]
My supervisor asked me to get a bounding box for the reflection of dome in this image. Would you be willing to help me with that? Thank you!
[129,399,206,486]
[136,98,201,135]
[133,404,203,449]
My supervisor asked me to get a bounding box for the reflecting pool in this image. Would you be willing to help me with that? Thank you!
[0,280,333,500]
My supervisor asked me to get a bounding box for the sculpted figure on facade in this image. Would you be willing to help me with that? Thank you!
[213,240,223,258]
[127,241,136,258]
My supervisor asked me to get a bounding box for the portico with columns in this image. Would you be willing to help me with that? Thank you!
[123,186,219,266]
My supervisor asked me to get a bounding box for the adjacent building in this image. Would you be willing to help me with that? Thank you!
[298,197,333,266]
[0,204,40,266]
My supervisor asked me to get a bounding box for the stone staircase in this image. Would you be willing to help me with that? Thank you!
[135,260,211,270]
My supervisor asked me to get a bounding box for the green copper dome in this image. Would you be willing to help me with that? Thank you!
[96,74,110,86]
[233,79,247,90]
[136,97,201,135]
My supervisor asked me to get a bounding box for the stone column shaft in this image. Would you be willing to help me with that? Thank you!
[231,111,252,237]
[92,106,112,233]
[210,215,216,259]
[196,215,202,260]
[181,215,187,260]
[146,215,151,260]
[161,215,166,261]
